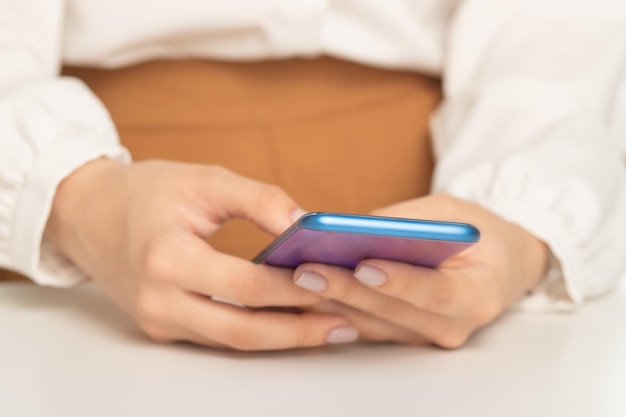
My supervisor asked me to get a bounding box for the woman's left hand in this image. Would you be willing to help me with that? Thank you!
[293,194,549,348]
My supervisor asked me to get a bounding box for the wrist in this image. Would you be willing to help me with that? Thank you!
[509,222,550,292]
[45,158,127,258]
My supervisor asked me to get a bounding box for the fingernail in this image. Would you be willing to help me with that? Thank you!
[354,265,387,287]
[294,271,327,292]
[290,208,307,223]
[326,326,359,344]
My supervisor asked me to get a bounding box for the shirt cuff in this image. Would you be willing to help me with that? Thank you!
[0,77,131,287]
[14,137,130,287]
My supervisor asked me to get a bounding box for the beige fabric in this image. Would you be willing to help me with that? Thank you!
[1,57,440,281]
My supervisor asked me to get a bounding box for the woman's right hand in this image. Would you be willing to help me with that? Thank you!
[44,159,358,350]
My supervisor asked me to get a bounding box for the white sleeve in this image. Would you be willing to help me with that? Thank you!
[0,1,130,287]
[432,0,626,311]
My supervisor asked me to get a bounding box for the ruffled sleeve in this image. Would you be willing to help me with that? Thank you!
[433,0,626,311]
[0,1,129,286]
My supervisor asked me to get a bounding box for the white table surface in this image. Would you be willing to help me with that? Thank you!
[1,281,625,417]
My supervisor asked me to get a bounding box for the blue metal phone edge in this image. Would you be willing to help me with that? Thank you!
[252,212,480,264]
[252,219,304,264]
[300,212,480,242]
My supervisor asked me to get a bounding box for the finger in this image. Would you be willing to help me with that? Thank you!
[353,259,483,317]
[309,300,429,346]
[175,291,359,351]
[354,259,473,316]
[145,232,323,307]
[134,296,348,351]
[200,167,304,235]
[147,323,229,350]
[293,263,456,344]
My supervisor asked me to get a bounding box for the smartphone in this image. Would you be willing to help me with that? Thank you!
[253,212,480,269]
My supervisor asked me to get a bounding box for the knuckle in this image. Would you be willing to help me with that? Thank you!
[255,184,287,210]
[236,277,266,307]
[223,324,256,351]
[134,290,166,323]
[395,273,416,297]
[375,299,407,321]
[292,324,311,349]
[142,238,176,283]
[423,281,457,312]
[196,165,233,188]
[294,315,323,348]
[137,320,172,344]
[335,279,358,302]
[470,299,504,326]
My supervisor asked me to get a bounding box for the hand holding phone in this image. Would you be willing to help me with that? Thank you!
[253,212,480,269]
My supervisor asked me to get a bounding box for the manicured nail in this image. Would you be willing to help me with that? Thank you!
[294,271,327,292]
[354,265,387,287]
[290,208,307,223]
[326,326,359,344]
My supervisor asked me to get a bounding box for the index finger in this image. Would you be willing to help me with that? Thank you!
[198,167,301,236]
[354,259,491,318]
[145,232,323,308]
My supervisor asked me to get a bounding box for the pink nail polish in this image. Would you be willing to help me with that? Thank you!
[294,271,327,292]
[354,265,387,287]
[326,326,358,344]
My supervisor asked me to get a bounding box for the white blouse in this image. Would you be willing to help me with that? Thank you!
[1,0,625,311]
